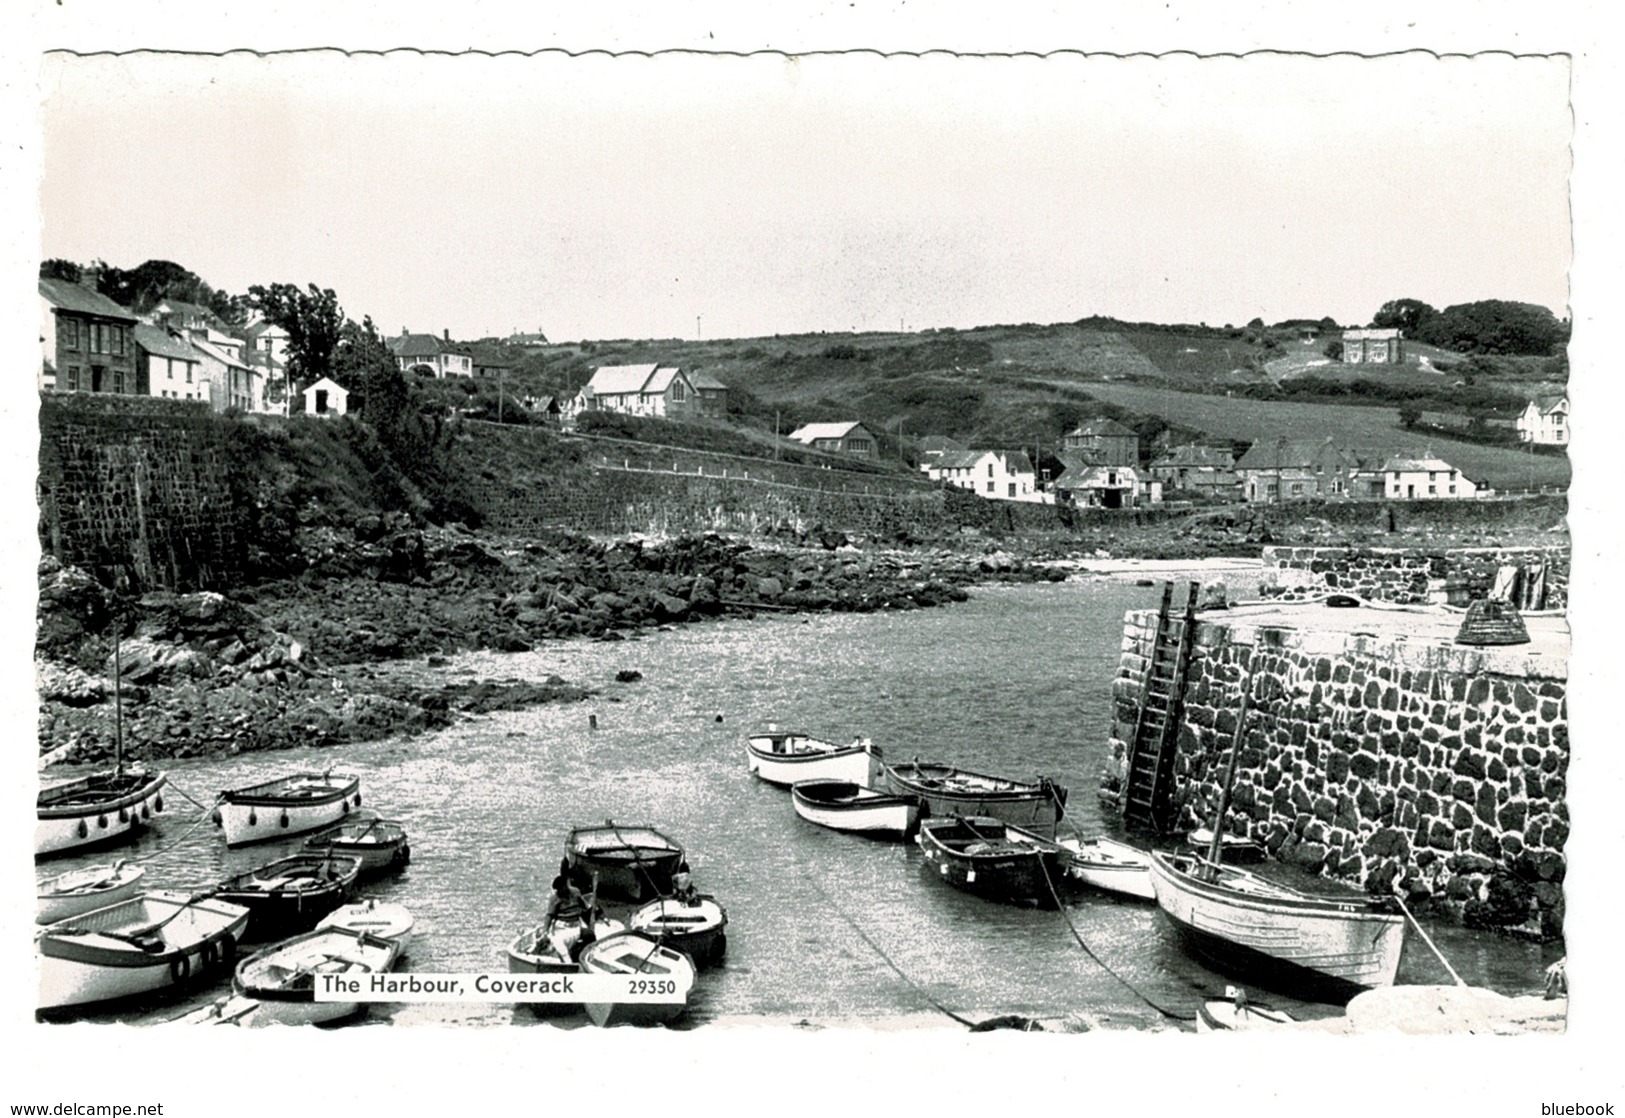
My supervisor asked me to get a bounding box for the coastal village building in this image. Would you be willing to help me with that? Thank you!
[1234,438,1354,503]
[243,317,290,365]
[1341,327,1404,364]
[390,330,473,378]
[923,449,1044,502]
[1382,455,1479,500]
[685,369,730,415]
[504,329,550,350]
[1052,457,1159,509]
[245,348,289,414]
[133,324,206,403]
[575,364,709,420]
[787,421,878,459]
[525,395,563,425]
[917,435,968,463]
[190,334,257,413]
[1147,444,1238,499]
[469,345,514,380]
[302,376,350,418]
[1517,395,1569,446]
[1062,419,1139,467]
[39,277,141,395]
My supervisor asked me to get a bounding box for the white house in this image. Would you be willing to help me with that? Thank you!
[1382,455,1479,500]
[575,364,704,419]
[302,377,350,418]
[244,317,291,365]
[190,335,257,413]
[132,324,207,404]
[1517,395,1569,446]
[923,449,1046,502]
[390,330,474,378]
[1053,461,1160,508]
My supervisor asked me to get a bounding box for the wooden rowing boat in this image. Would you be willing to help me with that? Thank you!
[916,816,1068,907]
[302,815,412,876]
[628,895,729,966]
[884,760,1067,836]
[37,860,147,925]
[578,931,695,1027]
[1058,836,1155,901]
[212,854,363,940]
[37,890,250,1012]
[37,768,168,859]
[746,727,882,788]
[1148,852,1406,1004]
[790,778,919,839]
[216,770,363,847]
[232,926,401,1026]
[316,899,416,951]
[565,822,685,903]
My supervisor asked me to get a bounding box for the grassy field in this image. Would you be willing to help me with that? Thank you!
[1081,382,1570,491]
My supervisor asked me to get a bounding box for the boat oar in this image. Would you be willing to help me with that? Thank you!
[1389,887,1468,988]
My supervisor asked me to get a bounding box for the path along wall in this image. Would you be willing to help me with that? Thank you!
[1104,609,1569,937]
[1257,545,1570,609]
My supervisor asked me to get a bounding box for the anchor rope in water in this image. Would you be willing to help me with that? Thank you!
[132,793,226,860]
[165,781,218,813]
[1034,853,1196,1024]
[800,868,978,1029]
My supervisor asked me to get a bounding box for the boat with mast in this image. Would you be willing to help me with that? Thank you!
[36,630,168,858]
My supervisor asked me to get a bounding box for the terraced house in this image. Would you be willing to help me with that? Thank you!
[39,276,140,395]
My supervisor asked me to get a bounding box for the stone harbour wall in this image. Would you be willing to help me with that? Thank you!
[1105,610,1569,937]
[1258,545,1569,609]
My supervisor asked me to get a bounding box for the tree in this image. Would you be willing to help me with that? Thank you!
[40,259,82,283]
[1415,300,1567,356]
[1323,340,1344,361]
[247,283,347,389]
[1398,403,1423,430]
[1372,298,1437,335]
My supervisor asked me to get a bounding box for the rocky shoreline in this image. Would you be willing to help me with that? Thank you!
[36,522,1067,765]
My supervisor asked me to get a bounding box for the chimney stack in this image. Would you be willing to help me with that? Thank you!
[80,262,102,293]
[443,328,450,342]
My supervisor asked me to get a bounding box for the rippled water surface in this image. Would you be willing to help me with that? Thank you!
[48,573,1562,1029]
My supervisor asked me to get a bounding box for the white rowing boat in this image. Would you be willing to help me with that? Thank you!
[37,860,147,925]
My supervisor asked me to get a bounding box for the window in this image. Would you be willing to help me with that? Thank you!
[987,463,994,477]
[185,362,192,383]
[986,481,995,493]
[1428,485,1437,496]
[63,319,79,349]
[112,326,124,356]
[671,381,686,402]
[65,366,80,391]
[111,369,125,394]
[1008,482,1016,497]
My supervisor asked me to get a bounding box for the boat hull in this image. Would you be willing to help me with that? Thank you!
[1195,998,1297,1032]
[507,916,625,1015]
[36,769,168,858]
[1149,853,1405,1004]
[629,897,728,966]
[302,817,411,876]
[917,817,1067,907]
[746,731,881,788]
[1061,837,1155,902]
[37,863,147,925]
[37,891,250,1012]
[214,855,363,940]
[566,826,684,903]
[218,772,362,847]
[883,763,1066,837]
[579,932,694,1027]
[790,779,919,839]
[316,901,415,951]
[233,926,401,1027]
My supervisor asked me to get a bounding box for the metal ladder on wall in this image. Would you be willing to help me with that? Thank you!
[1121,580,1201,835]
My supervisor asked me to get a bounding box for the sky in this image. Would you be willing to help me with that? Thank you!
[38,50,1572,343]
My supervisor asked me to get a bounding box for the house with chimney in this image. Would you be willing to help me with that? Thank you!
[389,329,474,378]
[39,276,142,395]
[1234,437,1355,502]
[923,449,1044,502]
[573,364,708,420]
[1062,418,1139,466]
[1146,444,1239,499]
[1517,394,1569,447]
[133,324,207,403]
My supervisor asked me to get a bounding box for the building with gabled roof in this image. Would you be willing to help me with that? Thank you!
[1147,444,1239,499]
[1517,394,1569,447]
[133,324,206,404]
[917,435,968,462]
[1234,437,1356,503]
[1052,455,1157,508]
[787,421,877,459]
[390,329,473,378]
[190,335,258,413]
[1062,418,1139,466]
[923,448,1045,502]
[574,363,710,421]
[1382,454,1479,500]
[39,277,141,395]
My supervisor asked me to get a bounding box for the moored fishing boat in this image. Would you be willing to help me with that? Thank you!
[578,931,696,1027]
[506,910,627,977]
[302,815,411,876]
[212,854,363,939]
[316,898,416,951]
[746,727,882,788]
[232,925,402,1026]
[884,760,1068,836]
[916,815,1069,907]
[216,770,362,847]
[790,778,919,839]
[37,890,250,1012]
[37,768,168,858]
[1058,836,1155,901]
[37,860,147,925]
[36,635,168,859]
[565,822,685,902]
[628,895,729,966]
[1148,852,1405,1004]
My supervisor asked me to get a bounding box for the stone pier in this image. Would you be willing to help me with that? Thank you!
[1103,597,1569,937]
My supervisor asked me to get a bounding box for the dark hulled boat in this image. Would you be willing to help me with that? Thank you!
[565,823,685,903]
[884,760,1067,836]
[916,815,1068,907]
[212,854,363,940]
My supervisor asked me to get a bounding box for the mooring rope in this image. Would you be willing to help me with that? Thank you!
[134,793,225,859]
[800,868,978,1029]
[1035,854,1196,1023]
[165,781,218,813]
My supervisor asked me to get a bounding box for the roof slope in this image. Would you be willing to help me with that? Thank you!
[789,421,865,441]
[39,278,137,321]
[584,364,660,395]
